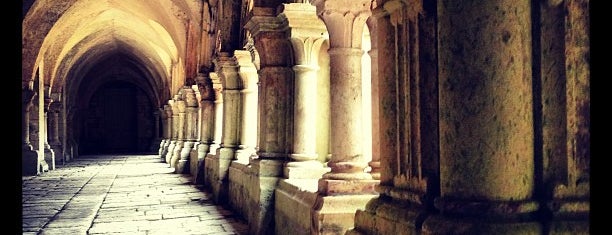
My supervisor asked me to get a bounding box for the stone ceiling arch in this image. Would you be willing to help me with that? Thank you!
[23,0,202,98]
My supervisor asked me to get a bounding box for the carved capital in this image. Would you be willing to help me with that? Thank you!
[182,87,198,107]
[164,104,173,117]
[245,7,289,38]
[196,73,215,101]
[372,0,422,25]
[310,0,374,48]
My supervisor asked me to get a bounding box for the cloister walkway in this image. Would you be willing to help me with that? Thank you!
[21,154,249,235]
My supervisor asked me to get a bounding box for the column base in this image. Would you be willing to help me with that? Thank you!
[284,160,330,179]
[158,139,167,158]
[205,148,235,204]
[164,140,176,163]
[274,179,319,235]
[245,158,284,235]
[44,147,55,170]
[422,198,542,235]
[38,150,49,172]
[169,141,184,169]
[176,141,195,174]
[548,182,590,234]
[312,194,378,235]
[22,147,39,176]
[422,215,542,235]
[318,178,379,196]
[347,195,428,235]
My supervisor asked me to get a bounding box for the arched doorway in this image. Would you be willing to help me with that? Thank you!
[79,81,154,154]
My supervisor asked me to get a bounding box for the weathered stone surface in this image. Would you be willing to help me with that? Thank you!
[22,155,248,235]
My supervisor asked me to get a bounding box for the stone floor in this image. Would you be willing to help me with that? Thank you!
[21,154,249,235]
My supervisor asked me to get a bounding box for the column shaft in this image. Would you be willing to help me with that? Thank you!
[292,65,318,160]
[43,97,55,170]
[178,87,198,174]
[325,48,369,180]
[235,50,258,162]
[423,0,539,233]
[22,87,39,175]
[170,99,186,169]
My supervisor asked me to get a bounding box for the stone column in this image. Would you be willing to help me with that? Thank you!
[244,7,294,235]
[193,73,215,184]
[209,73,224,155]
[540,0,590,233]
[170,94,186,169]
[151,110,162,153]
[22,85,39,175]
[208,53,242,202]
[280,3,329,179]
[309,0,379,234]
[48,100,63,166]
[164,100,177,164]
[43,94,56,170]
[234,50,259,163]
[204,73,223,188]
[366,17,380,180]
[422,0,540,233]
[160,105,172,162]
[177,87,198,174]
[216,54,242,160]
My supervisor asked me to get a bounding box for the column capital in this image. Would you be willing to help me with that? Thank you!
[371,0,422,24]
[310,0,374,48]
[279,3,328,39]
[196,73,215,101]
[181,86,198,107]
[164,103,174,117]
[244,7,289,39]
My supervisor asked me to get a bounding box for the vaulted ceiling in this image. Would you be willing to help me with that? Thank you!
[22,0,203,107]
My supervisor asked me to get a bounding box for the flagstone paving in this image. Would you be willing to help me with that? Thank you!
[22,155,249,235]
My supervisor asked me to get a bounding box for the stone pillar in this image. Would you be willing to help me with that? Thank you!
[22,85,39,175]
[177,87,198,174]
[48,100,63,166]
[43,94,56,170]
[366,17,380,180]
[244,7,294,235]
[157,110,166,157]
[164,100,177,164]
[170,94,186,170]
[280,3,329,179]
[540,0,590,233]
[348,1,442,234]
[208,53,242,202]
[193,73,216,184]
[204,73,224,189]
[209,73,224,155]
[234,50,259,163]
[151,110,162,153]
[422,0,540,233]
[160,105,172,162]
[309,0,378,234]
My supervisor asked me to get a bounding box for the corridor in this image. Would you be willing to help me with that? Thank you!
[22,155,249,235]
